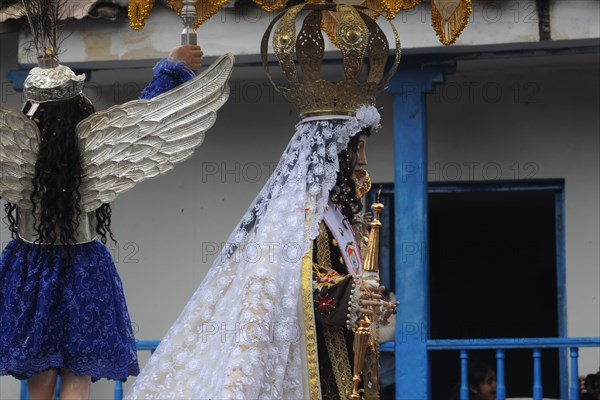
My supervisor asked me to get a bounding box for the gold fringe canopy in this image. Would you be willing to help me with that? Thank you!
[128,0,472,46]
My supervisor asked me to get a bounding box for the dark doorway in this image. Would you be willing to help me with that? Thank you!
[428,183,561,399]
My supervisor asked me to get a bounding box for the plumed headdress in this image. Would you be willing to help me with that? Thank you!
[20,0,85,106]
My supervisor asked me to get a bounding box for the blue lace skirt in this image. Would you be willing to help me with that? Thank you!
[0,240,139,382]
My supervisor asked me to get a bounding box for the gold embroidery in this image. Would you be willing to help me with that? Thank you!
[317,222,333,270]
[302,244,321,400]
[317,221,354,399]
[324,326,353,400]
[314,268,346,291]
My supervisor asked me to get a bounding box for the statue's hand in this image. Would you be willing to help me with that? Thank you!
[170,44,204,71]
[358,285,399,324]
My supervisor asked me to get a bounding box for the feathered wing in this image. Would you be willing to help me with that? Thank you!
[0,108,39,210]
[78,53,234,212]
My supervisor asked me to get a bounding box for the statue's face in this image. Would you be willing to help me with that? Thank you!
[352,133,367,181]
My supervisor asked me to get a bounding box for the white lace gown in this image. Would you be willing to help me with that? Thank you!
[125,106,381,399]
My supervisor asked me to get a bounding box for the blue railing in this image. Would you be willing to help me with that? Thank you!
[382,337,600,400]
[22,337,599,399]
[20,340,160,400]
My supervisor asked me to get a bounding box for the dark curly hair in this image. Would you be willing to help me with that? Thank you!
[4,95,117,245]
[2,202,19,240]
[450,361,496,400]
[330,128,370,221]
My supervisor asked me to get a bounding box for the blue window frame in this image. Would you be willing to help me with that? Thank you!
[369,179,568,398]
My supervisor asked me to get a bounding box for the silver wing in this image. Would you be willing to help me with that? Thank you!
[78,53,234,212]
[0,108,39,209]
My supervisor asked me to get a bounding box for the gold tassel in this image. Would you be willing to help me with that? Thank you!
[431,0,472,45]
[360,0,385,21]
[252,0,288,13]
[321,10,340,48]
[195,0,227,27]
[128,0,156,31]
[166,0,180,11]
[378,0,420,21]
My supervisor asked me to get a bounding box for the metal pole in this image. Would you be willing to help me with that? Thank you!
[181,0,197,45]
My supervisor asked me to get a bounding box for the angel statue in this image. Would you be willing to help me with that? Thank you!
[0,0,233,398]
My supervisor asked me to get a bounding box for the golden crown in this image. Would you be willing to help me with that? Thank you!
[261,2,400,118]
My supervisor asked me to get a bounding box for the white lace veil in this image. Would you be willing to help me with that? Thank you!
[125,105,381,399]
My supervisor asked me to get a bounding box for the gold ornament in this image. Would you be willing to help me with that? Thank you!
[355,169,372,199]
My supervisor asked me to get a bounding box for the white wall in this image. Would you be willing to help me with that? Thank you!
[1,34,599,399]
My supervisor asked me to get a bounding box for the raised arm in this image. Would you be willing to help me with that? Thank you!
[139,45,204,100]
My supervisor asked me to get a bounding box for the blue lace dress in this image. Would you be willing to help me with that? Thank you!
[0,58,194,382]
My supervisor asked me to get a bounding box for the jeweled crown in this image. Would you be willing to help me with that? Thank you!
[261,2,401,118]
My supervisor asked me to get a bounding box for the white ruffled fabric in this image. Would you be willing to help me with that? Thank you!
[125,105,380,399]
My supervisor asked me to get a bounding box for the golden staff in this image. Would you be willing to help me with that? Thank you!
[350,189,384,400]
